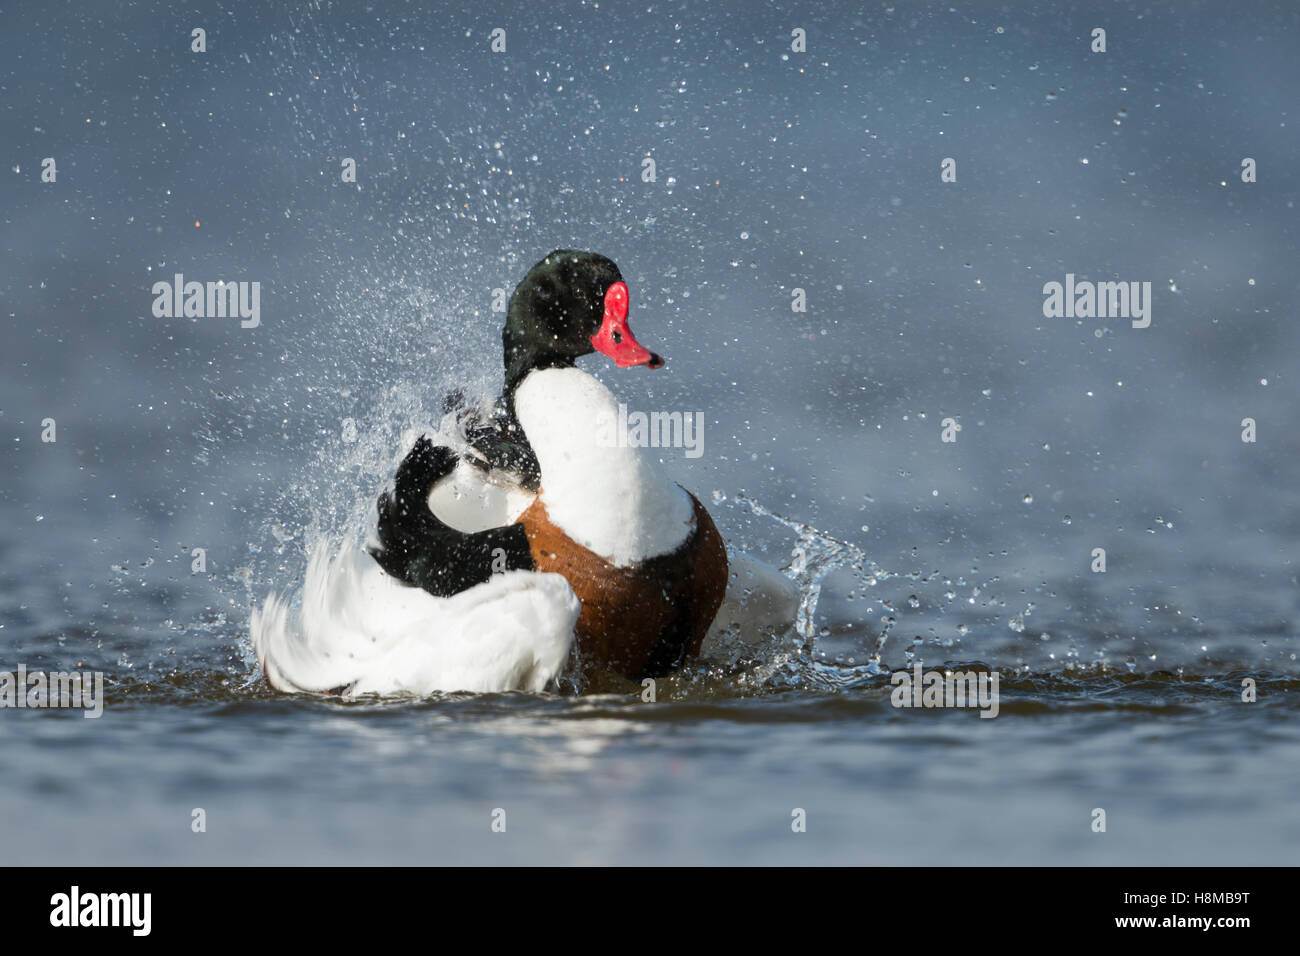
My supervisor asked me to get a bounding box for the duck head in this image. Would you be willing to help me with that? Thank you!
[503,250,664,398]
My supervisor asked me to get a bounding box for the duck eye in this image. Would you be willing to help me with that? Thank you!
[612,330,623,344]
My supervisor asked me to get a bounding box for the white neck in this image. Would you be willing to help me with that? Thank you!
[513,367,694,567]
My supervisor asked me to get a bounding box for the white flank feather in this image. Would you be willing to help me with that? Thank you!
[251,538,580,696]
[702,551,800,651]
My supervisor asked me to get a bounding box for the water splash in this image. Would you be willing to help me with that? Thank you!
[709,490,902,691]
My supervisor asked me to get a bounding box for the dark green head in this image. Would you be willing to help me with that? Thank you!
[502,250,663,398]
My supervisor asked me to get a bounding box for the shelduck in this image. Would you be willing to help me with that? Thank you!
[251,250,797,696]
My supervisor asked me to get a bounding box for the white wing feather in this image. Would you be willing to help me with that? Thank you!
[251,539,579,696]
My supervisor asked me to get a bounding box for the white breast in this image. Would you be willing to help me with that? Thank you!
[513,367,694,567]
